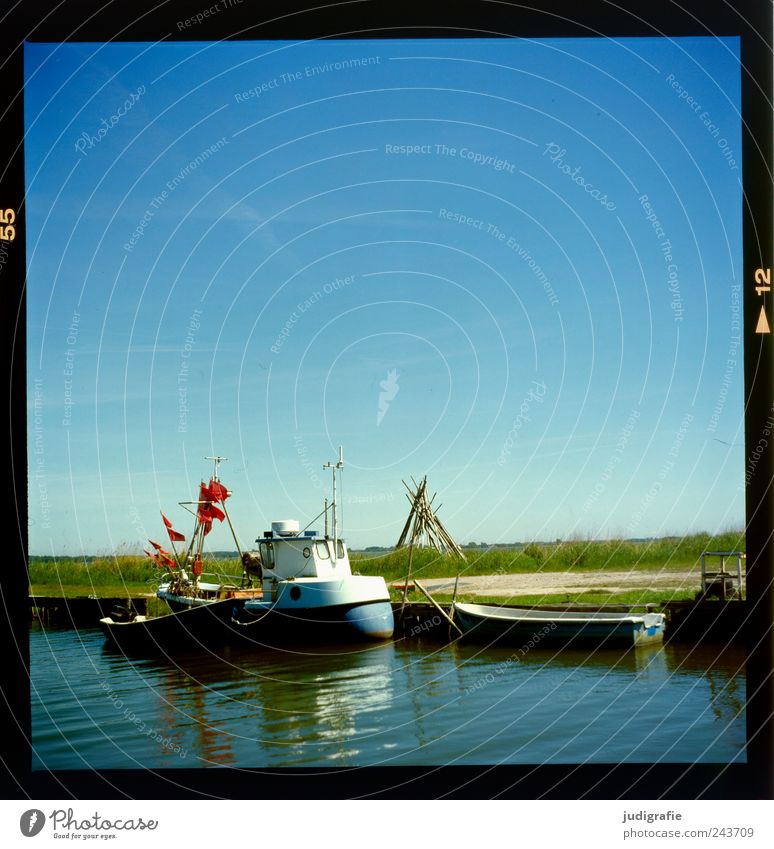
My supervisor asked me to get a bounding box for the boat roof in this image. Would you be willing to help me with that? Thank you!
[257,530,346,542]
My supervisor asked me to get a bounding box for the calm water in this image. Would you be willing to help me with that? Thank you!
[30,626,746,769]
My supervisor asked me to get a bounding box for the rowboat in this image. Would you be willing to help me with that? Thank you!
[99,598,240,654]
[452,602,665,648]
[157,576,261,612]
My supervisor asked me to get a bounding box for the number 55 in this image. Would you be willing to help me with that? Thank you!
[0,208,15,241]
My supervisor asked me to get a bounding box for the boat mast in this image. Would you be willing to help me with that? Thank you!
[206,454,227,483]
[323,446,344,562]
[205,453,244,566]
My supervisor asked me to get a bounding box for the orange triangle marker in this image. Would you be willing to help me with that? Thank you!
[756,305,770,334]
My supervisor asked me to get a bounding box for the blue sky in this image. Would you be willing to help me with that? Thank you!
[25,36,744,554]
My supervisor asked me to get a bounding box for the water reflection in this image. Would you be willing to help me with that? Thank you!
[125,641,397,766]
[32,629,746,769]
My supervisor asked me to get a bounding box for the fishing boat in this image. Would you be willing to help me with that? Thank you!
[452,602,665,648]
[99,599,239,654]
[152,456,261,613]
[234,448,394,642]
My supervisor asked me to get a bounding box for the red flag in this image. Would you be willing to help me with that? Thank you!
[148,540,176,567]
[208,479,229,503]
[144,548,175,568]
[161,512,185,542]
[198,483,226,525]
[160,551,176,568]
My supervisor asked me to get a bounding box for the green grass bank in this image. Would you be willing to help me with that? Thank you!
[28,531,744,602]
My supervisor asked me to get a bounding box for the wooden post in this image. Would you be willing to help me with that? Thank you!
[414,579,463,637]
[399,535,416,624]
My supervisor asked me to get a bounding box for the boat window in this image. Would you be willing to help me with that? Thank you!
[316,541,330,560]
[259,542,274,568]
[337,540,346,559]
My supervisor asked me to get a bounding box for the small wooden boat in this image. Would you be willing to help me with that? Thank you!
[452,602,665,649]
[157,578,262,612]
[99,599,241,654]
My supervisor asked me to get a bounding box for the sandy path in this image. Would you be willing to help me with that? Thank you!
[415,569,709,598]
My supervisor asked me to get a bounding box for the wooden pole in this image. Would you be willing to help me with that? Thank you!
[399,534,416,623]
[414,579,463,636]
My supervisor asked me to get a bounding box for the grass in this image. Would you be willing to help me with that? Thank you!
[423,589,698,607]
[27,554,242,598]
[27,531,744,598]
[352,531,745,582]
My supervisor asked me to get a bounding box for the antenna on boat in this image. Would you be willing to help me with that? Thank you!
[206,455,227,482]
[323,446,344,561]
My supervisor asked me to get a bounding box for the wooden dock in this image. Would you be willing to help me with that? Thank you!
[662,599,747,644]
[30,596,747,645]
[29,595,149,627]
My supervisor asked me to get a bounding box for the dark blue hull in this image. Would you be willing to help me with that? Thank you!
[235,599,394,643]
[100,599,239,654]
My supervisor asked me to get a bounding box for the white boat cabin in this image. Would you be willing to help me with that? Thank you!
[256,520,352,593]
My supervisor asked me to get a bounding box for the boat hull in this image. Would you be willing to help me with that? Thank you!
[100,599,240,654]
[236,599,394,642]
[452,603,665,649]
[238,575,394,642]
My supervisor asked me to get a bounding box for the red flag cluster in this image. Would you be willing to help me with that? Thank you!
[145,540,176,569]
[197,479,229,536]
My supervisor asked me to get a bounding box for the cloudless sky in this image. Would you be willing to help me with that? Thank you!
[25,36,744,554]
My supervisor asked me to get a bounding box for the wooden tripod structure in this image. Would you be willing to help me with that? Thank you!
[396,477,465,633]
[396,476,467,559]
